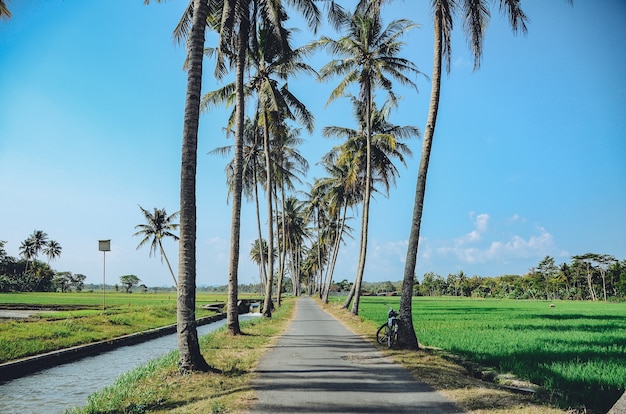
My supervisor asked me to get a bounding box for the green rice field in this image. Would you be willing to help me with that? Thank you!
[356,296,626,412]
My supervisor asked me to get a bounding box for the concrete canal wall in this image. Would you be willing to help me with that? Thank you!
[0,313,225,382]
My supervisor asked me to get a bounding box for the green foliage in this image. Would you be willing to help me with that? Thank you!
[413,256,626,301]
[355,296,626,412]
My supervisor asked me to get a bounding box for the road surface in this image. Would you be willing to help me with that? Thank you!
[250,297,464,413]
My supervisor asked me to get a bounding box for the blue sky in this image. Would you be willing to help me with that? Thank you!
[1,1,625,288]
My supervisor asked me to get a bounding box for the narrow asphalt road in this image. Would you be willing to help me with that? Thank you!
[249,297,464,413]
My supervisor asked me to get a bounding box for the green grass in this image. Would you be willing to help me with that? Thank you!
[0,292,229,363]
[353,296,626,413]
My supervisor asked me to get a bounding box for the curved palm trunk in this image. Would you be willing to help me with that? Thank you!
[158,240,178,288]
[398,9,445,350]
[262,116,275,317]
[177,0,212,373]
[351,83,373,316]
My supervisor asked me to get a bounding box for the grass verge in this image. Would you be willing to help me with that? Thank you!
[66,299,295,414]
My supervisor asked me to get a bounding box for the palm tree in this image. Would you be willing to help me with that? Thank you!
[145,0,213,373]
[311,160,358,303]
[323,97,418,313]
[30,230,49,258]
[212,0,319,328]
[314,5,420,315]
[270,126,310,305]
[250,238,270,290]
[206,7,316,317]
[133,206,180,288]
[19,238,36,275]
[278,196,309,295]
[397,0,556,349]
[43,240,62,265]
[210,117,269,295]
[301,180,329,297]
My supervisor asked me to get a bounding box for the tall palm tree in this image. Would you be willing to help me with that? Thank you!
[210,117,269,294]
[278,196,309,296]
[323,97,418,312]
[311,160,359,303]
[314,5,420,315]
[270,126,310,305]
[43,240,62,265]
[146,0,213,373]
[398,0,536,350]
[213,0,319,327]
[133,206,180,288]
[206,9,316,316]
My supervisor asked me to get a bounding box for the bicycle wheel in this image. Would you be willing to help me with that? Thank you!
[388,321,398,348]
[386,321,399,348]
[376,323,389,345]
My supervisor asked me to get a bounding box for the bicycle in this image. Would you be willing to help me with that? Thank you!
[376,307,399,348]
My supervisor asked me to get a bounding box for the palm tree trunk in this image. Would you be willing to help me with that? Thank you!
[351,83,373,316]
[177,0,212,373]
[277,177,288,305]
[262,114,275,317]
[253,165,267,293]
[227,4,250,335]
[159,240,178,288]
[398,9,445,350]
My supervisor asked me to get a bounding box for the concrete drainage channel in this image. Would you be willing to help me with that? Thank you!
[0,313,261,414]
[0,313,226,382]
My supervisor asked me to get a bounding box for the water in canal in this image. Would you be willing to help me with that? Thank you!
[0,315,259,414]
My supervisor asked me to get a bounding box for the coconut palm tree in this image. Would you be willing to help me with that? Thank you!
[19,238,36,275]
[213,0,319,327]
[278,196,309,295]
[311,160,358,303]
[205,12,315,317]
[323,97,418,313]
[133,206,180,288]
[145,0,214,373]
[398,0,536,350]
[250,238,270,290]
[43,240,62,265]
[270,126,310,305]
[210,117,270,293]
[29,230,49,258]
[313,5,420,315]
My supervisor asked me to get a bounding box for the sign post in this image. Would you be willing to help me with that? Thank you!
[98,240,111,313]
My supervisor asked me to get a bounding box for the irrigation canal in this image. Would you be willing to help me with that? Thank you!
[0,314,260,414]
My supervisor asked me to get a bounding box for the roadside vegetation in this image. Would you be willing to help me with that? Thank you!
[335,296,626,413]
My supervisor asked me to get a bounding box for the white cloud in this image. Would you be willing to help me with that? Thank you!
[423,213,566,267]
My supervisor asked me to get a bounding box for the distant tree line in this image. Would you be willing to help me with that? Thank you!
[0,232,89,292]
[413,254,626,301]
